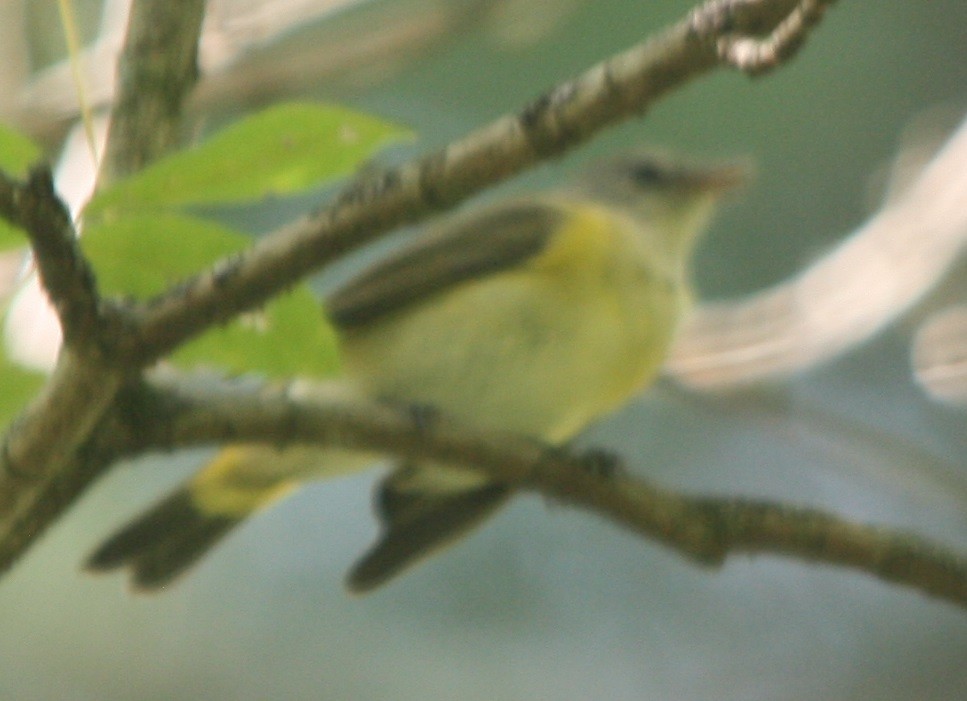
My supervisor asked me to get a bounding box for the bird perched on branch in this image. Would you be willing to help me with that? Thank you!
[86,151,745,593]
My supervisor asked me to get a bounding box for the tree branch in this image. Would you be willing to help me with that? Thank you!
[99,372,967,609]
[0,0,207,564]
[121,0,837,365]
[713,0,834,74]
[100,0,207,180]
[6,167,102,348]
[0,170,124,523]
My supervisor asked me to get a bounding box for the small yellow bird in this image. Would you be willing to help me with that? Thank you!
[86,152,744,592]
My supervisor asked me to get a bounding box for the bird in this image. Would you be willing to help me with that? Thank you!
[85,151,745,593]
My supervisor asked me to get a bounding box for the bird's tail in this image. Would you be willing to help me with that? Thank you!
[85,446,298,591]
[87,448,510,593]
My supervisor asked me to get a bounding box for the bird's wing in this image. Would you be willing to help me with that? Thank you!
[326,200,562,329]
[346,464,510,592]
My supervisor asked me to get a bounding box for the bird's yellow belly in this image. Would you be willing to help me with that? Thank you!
[342,260,681,443]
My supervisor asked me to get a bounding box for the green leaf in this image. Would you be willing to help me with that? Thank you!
[77,103,373,379]
[175,285,341,379]
[87,103,411,215]
[0,351,45,428]
[82,211,340,378]
[0,123,41,177]
[0,219,26,251]
[0,124,40,250]
[82,212,247,298]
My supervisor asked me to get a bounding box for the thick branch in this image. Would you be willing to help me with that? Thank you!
[100,0,207,180]
[122,0,835,365]
[0,428,122,573]
[0,0,207,562]
[104,372,967,608]
[0,171,122,498]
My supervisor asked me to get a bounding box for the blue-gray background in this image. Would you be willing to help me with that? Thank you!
[2,1,966,699]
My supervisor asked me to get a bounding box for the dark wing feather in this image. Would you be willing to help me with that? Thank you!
[346,465,510,592]
[326,201,561,329]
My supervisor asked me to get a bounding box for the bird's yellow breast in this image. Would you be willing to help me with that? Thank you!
[342,199,687,443]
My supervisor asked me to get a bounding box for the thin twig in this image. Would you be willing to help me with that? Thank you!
[699,498,967,604]
[11,167,101,348]
[714,0,834,74]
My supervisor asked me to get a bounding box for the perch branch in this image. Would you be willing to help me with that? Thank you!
[105,372,967,609]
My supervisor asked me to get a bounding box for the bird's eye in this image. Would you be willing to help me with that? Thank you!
[629,162,666,186]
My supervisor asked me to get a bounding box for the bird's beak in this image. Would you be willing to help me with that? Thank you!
[685,161,753,195]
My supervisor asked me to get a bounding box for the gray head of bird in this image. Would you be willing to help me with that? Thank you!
[575,150,750,259]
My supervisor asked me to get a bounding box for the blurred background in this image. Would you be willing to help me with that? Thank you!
[1,1,965,699]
